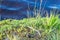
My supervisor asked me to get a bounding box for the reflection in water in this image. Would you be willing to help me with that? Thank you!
[0,5,22,10]
[0,0,60,20]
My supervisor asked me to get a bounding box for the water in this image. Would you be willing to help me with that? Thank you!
[0,0,60,20]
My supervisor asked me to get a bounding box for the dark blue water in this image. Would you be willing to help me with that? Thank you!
[0,0,60,20]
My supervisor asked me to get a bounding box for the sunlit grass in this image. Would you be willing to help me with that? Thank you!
[0,14,60,40]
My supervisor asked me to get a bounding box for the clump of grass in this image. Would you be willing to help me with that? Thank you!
[0,14,60,40]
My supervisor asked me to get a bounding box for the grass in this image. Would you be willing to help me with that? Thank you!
[1,0,60,40]
[0,14,60,40]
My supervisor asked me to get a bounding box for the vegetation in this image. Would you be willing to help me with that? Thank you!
[0,14,60,40]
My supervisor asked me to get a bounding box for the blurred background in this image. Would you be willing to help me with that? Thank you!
[0,0,60,20]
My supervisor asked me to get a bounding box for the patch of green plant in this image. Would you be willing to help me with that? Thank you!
[0,14,60,40]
